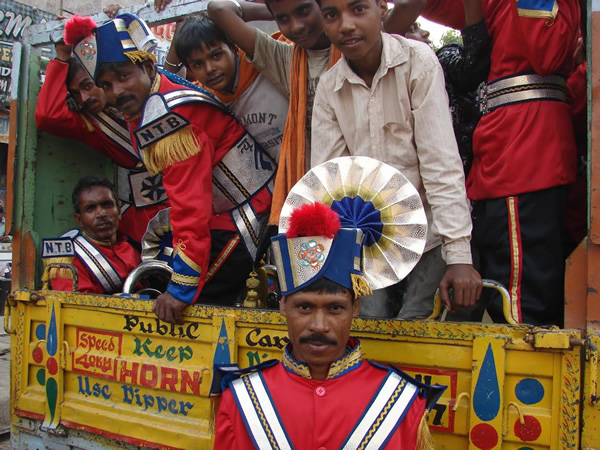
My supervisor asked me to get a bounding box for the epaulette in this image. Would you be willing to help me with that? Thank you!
[369,361,447,411]
[41,229,79,280]
[210,360,279,396]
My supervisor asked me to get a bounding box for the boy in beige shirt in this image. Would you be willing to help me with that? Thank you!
[311,0,481,318]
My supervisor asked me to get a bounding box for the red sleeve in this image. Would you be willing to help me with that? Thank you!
[36,60,83,136]
[504,0,580,76]
[397,396,426,448]
[50,257,102,294]
[164,104,245,304]
[36,60,138,168]
[423,0,465,29]
[213,390,244,449]
[568,61,586,118]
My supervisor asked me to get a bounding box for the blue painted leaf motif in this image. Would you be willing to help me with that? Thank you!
[213,318,231,365]
[473,343,501,421]
[47,304,58,357]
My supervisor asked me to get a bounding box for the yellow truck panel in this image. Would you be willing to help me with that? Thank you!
[7,290,588,449]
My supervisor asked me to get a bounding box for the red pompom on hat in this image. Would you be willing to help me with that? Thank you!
[286,202,340,239]
[64,15,97,46]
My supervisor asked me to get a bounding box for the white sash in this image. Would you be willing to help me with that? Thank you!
[342,372,417,449]
[87,110,138,160]
[230,372,293,450]
[231,370,417,450]
[73,235,124,293]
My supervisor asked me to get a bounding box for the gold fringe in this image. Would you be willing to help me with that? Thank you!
[416,412,435,450]
[351,274,373,297]
[124,50,157,64]
[81,115,95,132]
[142,126,202,174]
[209,395,222,433]
[43,257,75,280]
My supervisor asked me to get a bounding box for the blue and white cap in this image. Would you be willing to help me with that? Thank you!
[66,13,158,81]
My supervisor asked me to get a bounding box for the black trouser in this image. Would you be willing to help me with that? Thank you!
[197,229,252,306]
[472,186,568,326]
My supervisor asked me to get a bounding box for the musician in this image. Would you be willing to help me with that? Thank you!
[45,176,140,294]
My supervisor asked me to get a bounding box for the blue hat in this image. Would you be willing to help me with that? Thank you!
[271,209,367,296]
[66,13,157,81]
[272,156,428,297]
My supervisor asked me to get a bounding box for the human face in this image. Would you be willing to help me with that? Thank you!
[320,0,383,64]
[74,186,120,244]
[96,61,156,117]
[68,68,106,114]
[405,22,431,45]
[185,42,237,93]
[269,0,330,50]
[280,289,358,380]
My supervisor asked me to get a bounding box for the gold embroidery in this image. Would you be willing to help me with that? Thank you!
[243,376,280,449]
[205,235,240,281]
[282,342,363,380]
[171,273,200,286]
[516,0,558,20]
[174,246,202,273]
[507,197,521,322]
[358,379,407,449]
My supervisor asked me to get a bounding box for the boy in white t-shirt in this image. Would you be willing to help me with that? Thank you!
[172,14,288,162]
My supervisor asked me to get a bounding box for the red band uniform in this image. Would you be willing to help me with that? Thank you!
[65,13,275,306]
[127,73,273,305]
[36,59,168,244]
[215,339,433,449]
[423,0,580,325]
[48,231,140,294]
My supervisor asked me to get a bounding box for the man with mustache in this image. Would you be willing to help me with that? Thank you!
[213,190,445,448]
[36,41,168,246]
[65,13,275,323]
[44,176,140,294]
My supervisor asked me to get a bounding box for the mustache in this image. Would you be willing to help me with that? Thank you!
[299,334,337,346]
[95,218,112,226]
[83,99,99,110]
[115,95,136,108]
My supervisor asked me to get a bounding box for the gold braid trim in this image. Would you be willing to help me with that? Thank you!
[124,50,157,64]
[140,74,202,174]
[416,412,434,450]
[209,395,221,433]
[142,125,202,174]
[81,115,95,132]
[43,257,75,280]
[351,274,373,297]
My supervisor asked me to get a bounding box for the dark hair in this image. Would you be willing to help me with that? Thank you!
[72,176,118,214]
[66,57,85,87]
[96,60,149,81]
[299,277,355,302]
[173,14,237,67]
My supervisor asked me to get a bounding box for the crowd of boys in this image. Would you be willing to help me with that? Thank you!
[37,0,582,328]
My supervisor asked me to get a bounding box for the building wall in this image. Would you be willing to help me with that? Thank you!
[16,0,141,16]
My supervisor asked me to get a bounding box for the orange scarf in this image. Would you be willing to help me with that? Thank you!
[268,44,342,225]
[200,49,259,103]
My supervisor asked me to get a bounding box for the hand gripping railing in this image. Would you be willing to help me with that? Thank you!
[427,279,518,325]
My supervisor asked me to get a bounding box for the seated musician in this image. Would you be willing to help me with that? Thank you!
[43,176,140,294]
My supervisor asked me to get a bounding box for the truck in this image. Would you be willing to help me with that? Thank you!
[5,0,600,448]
